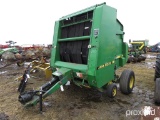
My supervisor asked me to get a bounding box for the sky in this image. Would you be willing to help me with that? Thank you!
[0,0,160,45]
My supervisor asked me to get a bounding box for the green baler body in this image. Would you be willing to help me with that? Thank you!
[51,3,128,89]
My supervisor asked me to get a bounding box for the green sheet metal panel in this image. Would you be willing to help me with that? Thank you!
[50,21,60,67]
[59,2,106,21]
[94,5,121,88]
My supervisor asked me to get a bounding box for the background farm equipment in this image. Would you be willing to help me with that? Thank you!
[18,2,135,111]
[127,40,148,63]
[0,46,51,69]
[149,42,160,52]
[0,40,52,69]
[0,40,21,68]
[0,47,19,57]
[0,44,9,49]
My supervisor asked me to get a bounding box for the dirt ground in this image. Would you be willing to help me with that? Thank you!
[0,53,158,120]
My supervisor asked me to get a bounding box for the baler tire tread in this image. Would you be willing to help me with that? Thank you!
[120,70,135,94]
[155,58,160,80]
[155,78,160,104]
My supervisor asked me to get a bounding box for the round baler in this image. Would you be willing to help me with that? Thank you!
[18,3,135,111]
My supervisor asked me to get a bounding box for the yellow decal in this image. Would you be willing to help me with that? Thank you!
[116,55,123,59]
[97,60,115,70]
[116,56,120,59]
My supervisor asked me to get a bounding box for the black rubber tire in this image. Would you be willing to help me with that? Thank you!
[137,56,142,62]
[127,59,130,63]
[143,47,147,54]
[132,57,138,63]
[120,70,135,94]
[127,57,132,63]
[155,78,160,104]
[106,83,117,98]
[154,58,160,80]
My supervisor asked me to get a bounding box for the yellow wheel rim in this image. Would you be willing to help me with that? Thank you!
[129,76,134,89]
[112,87,117,96]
